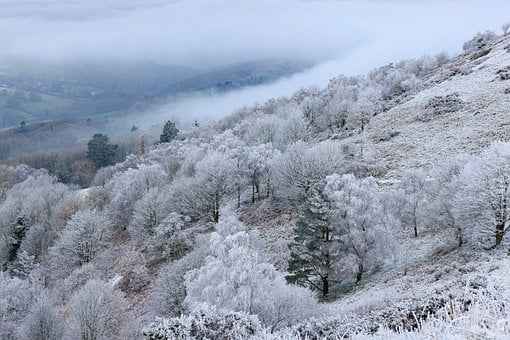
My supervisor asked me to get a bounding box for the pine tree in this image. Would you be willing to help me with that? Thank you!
[286,185,337,300]
[18,120,27,132]
[86,133,118,169]
[7,217,27,264]
[11,250,35,279]
[160,120,179,143]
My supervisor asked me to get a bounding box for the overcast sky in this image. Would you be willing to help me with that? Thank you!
[1,0,510,126]
[1,0,509,68]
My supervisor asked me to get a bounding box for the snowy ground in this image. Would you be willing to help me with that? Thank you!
[359,35,510,177]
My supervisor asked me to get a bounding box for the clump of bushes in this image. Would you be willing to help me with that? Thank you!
[497,66,510,81]
[448,64,473,77]
[463,31,497,53]
[372,130,401,143]
[417,93,463,122]
[143,304,262,340]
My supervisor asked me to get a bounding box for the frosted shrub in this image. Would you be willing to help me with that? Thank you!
[496,66,510,81]
[143,304,262,340]
[417,93,463,122]
[463,31,497,53]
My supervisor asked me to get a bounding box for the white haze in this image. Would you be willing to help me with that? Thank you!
[1,0,510,128]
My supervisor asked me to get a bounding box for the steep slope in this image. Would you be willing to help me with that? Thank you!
[362,35,510,176]
[5,30,510,340]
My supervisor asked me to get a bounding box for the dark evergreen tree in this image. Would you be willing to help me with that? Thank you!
[18,120,27,132]
[286,185,338,300]
[7,217,27,264]
[160,120,179,143]
[87,133,118,169]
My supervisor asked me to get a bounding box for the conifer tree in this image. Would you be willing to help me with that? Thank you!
[86,133,118,169]
[286,184,337,299]
[160,120,179,143]
[7,217,27,264]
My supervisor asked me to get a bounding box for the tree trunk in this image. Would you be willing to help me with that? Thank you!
[355,263,364,284]
[456,225,463,248]
[496,222,505,246]
[237,185,241,209]
[322,276,329,299]
[413,217,418,238]
[213,193,220,223]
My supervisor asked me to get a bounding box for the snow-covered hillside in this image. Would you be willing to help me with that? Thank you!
[362,34,510,176]
[3,30,510,340]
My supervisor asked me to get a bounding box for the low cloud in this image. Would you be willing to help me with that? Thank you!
[1,0,509,128]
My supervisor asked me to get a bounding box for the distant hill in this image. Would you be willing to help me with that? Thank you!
[0,59,310,129]
[162,59,311,95]
[0,119,101,160]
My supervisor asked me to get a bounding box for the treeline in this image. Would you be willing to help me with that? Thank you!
[1,130,150,187]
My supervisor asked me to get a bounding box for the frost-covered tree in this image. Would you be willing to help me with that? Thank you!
[273,141,345,203]
[129,187,171,242]
[0,173,68,267]
[463,31,497,52]
[429,158,468,248]
[209,130,247,208]
[325,174,390,284]
[0,173,68,229]
[185,213,317,330]
[50,210,112,279]
[66,279,129,340]
[148,240,208,318]
[0,164,42,192]
[244,144,277,202]
[300,91,325,131]
[147,212,201,262]
[456,143,510,247]
[107,164,167,227]
[17,293,63,340]
[187,152,236,222]
[398,170,430,238]
[0,272,39,340]
[244,115,281,145]
[277,114,309,148]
